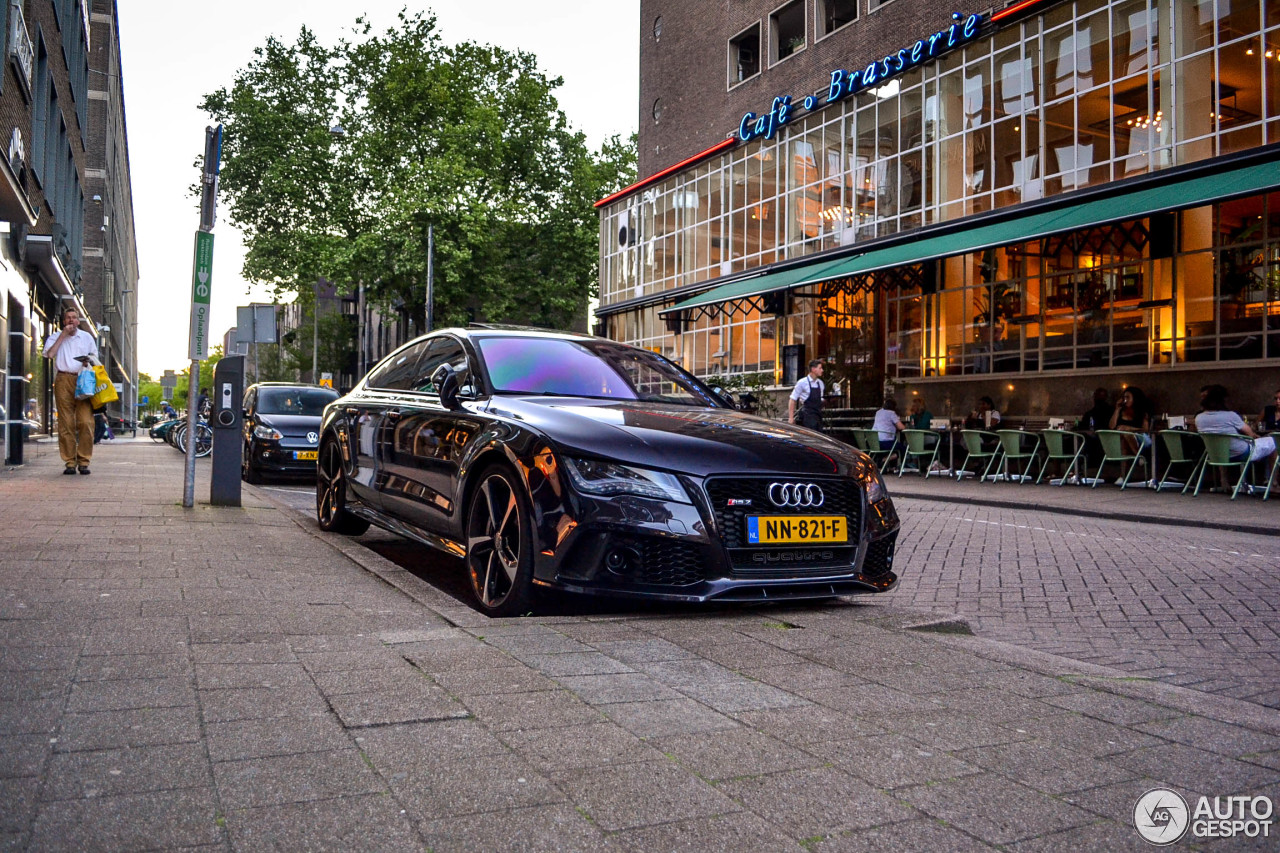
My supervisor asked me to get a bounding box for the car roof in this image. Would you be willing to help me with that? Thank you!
[248,383,336,390]
[453,325,600,342]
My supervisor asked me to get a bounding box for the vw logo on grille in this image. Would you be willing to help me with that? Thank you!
[306,431,319,444]
[768,482,824,508]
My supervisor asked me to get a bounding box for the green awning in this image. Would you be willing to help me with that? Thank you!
[663,157,1280,316]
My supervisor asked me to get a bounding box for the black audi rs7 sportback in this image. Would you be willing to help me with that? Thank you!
[315,326,900,616]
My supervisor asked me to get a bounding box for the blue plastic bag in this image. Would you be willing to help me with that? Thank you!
[75,367,97,400]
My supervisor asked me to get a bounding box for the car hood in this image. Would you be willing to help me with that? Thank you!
[255,413,322,437]
[484,397,865,477]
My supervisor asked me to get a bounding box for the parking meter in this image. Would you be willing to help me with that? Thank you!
[210,355,245,506]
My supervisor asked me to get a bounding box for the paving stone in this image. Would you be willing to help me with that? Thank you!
[898,772,1099,845]
[556,673,685,705]
[73,653,189,682]
[189,642,297,665]
[718,766,918,837]
[27,786,222,852]
[354,719,512,766]
[809,733,983,790]
[612,811,802,852]
[198,684,331,724]
[954,739,1143,795]
[66,676,195,712]
[400,639,516,672]
[1039,692,1182,727]
[1131,715,1280,759]
[521,651,636,677]
[881,710,1033,751]
[0,698,63,735]
[813,818,997,852]
[205,716,353,763]
[212,749,386,810]
[429,665,561,697]
[226,793,423,852]
[631,658,744,687]
[326,685,469,729]
[0,776,39,833]
[550,759,740,832]
[675,679,809,714]
[193,662,311,690]
[498,722,661,772]
[418,802,618,853]
[1004,820,1149,852]
[310,666,435,696]
[655,727,824,781]
[384,750,565,822]
[484,632,594,657]
[43,743,211,801]
[602,698,739,739]
[732,705,888,746]
[56,707,202,752]
[592,638,699,664]
[1111,742,1280,793]
[294,649,409,673]
[1014,712,1167,758]
[465,688,604,731]
[0,735,51,779]
[0,668,70,702]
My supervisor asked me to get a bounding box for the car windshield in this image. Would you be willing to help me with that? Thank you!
[477,336,723,407]
[257,388,338,417]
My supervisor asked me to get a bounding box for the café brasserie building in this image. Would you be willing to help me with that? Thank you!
[596,0,1280,420]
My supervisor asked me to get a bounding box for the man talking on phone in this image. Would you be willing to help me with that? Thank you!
[43,306,98,475]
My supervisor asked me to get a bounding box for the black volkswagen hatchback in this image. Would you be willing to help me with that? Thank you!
[315,327,900,616]
[242,383,339,483]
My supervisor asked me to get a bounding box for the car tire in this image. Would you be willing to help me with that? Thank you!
[316,438,370,536]
[242,447,263,484]
[464,464,536,618]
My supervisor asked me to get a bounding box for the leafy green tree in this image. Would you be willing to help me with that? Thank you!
[202,13,636,333]
[280,307,355,382]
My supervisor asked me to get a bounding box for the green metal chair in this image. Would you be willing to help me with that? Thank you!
[957,429,1003,482]
[853,428,898,474]
[1156,430,1205,494]
[1093,429,1143,489]
[898,429,941,478]
[995,429,1042,483]
[1192,433,1256,500]
[1037,429,1087,485]
[1263,455,1278,501]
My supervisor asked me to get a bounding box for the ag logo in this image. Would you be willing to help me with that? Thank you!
[1134,788,1189,845]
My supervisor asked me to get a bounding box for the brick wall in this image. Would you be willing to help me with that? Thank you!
[639,0,981,177]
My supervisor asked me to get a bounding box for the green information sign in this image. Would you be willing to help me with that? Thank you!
[188,230,215,360]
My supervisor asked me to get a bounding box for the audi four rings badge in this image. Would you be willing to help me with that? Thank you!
[768,483,825,508]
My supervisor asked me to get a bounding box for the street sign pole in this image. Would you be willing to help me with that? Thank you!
[183,125,221,509]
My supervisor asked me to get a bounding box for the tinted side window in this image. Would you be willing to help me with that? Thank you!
[367,341,430,391]
[414,338,468,394]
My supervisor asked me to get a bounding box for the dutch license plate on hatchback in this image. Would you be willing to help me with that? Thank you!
[746,515,847,545]
[294,451,318,461]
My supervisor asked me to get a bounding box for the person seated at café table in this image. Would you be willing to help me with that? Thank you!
[1195,384,1278,473]
[964,396,1001,430]
[1075,387,1112,467]
[1109,386,1152,455]
[873,397,906,451]
[1259,388,1280,436]
[907,397,933,430]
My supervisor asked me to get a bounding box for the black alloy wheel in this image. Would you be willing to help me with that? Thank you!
[465,465,535,617]
[316,439,370,535]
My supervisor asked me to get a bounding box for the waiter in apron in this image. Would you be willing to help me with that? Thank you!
[787,359,826,432]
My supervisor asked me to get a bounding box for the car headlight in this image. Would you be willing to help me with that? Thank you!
[253,425,283,440]
[864,468,886,504]
[563,457,691,503]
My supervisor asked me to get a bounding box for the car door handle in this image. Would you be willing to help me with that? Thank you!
[385,410,402,422]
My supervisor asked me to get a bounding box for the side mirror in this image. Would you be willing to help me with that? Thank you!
[431,363,463,410]
[710,386,738,409]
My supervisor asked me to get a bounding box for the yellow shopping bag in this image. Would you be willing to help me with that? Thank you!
[90,364,118,407]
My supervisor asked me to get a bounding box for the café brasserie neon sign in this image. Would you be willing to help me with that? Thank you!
[738,11,983,144]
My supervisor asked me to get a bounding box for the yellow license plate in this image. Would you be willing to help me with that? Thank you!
[746,515,847,545]
[293,451,318,461]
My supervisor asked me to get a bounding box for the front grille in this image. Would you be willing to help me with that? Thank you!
[704,477,863,571]
[613,536,705,587]
[861,533,897,578]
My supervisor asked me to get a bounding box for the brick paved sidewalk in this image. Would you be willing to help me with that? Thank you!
[885,467,1280,537]
[2,442,1277,851]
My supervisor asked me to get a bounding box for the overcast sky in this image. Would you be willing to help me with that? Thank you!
[117,1,639,377]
